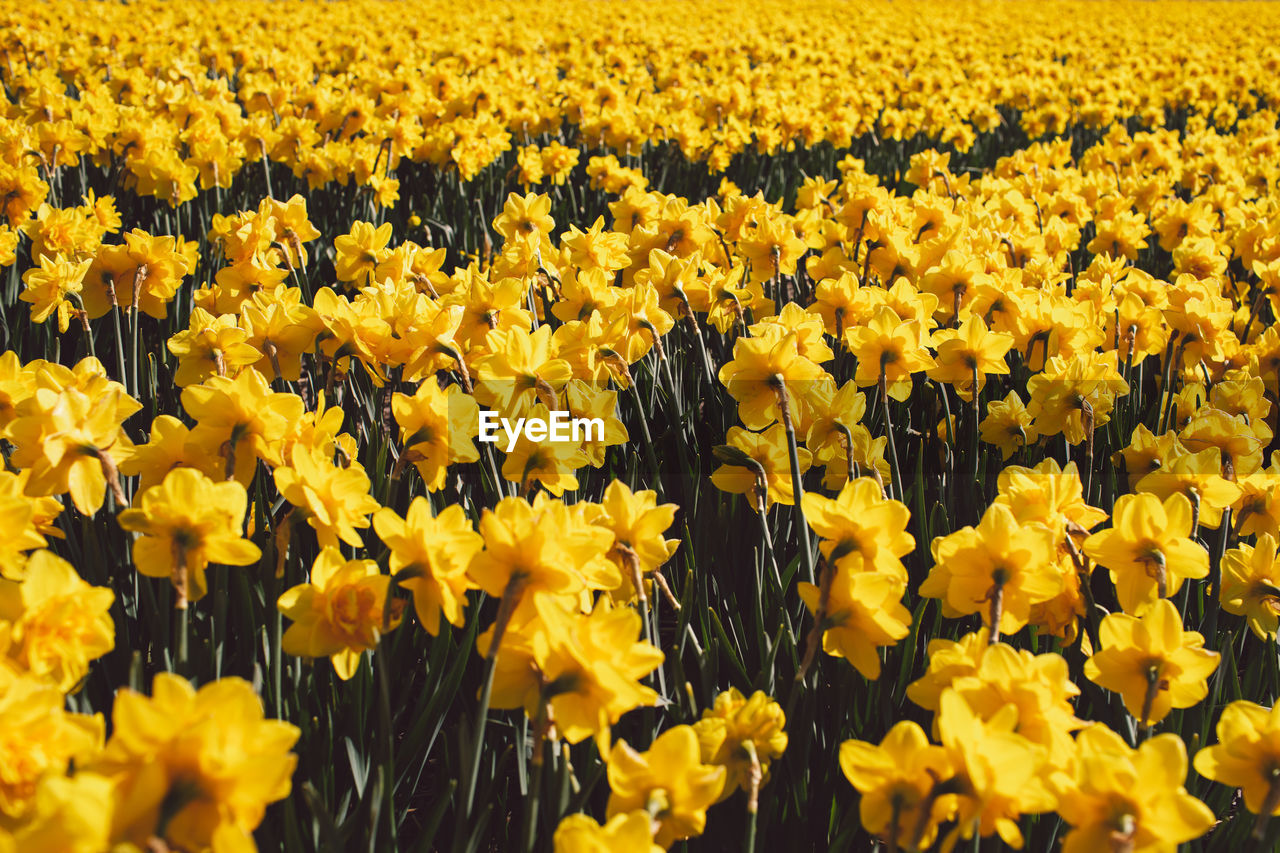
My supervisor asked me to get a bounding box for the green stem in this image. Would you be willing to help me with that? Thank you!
[376,638,398,849]
[627,374,666,502]
[522,738,545,853]
[175,602,189,676]
[462,575,525,822]
[67,294,95,360]
[261,142,275,200]
[110,302,127,387]
[777,382,816,586]
[750,488,797,662]
[970,365,981,484]
[129,301,140,401]
[212,569,227,678]
[1157,334,1182,434]
[1205,507,1230,643]
[879,371,905,504]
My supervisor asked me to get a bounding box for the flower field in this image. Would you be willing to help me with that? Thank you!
[7,0,1280,850]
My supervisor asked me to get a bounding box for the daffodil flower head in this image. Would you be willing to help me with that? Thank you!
[552,810,662,853]
[1083,599,1220,728]
[117,467,260,608]
[692,688,788,800]
[277,547,398,680]
[1195,700,1280,818]
[94,673,299,851]
[1058,724,1213,853]
[605,725,726,848]
[1083,492,1208,614]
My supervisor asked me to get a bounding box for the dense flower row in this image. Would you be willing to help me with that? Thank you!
[2,0,1280,211]
[4,1,1280,851]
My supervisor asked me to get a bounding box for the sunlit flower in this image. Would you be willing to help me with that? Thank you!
[606,725,726,847]
[1082,492,1207,614]
[553,811,662,853]
[373,499,481,635]
[1195,700,1280,820]
[94,673,299,852]
[1084,599,1220,728]
[839,720,954,851]
[1057,724,1214,853]
[920,504,1060,640]
[117,467,260,608]
[1220,533,1280,640]
[0,550,114,691]
[278,547,400,680]
[693,688,787,801]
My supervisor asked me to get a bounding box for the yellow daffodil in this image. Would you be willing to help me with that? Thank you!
[274,443,380,549]
[278,547,399,680]
[0,671,104,820]
[1084,599,1220,729]
[710,424,811,510]
[166,306,262,387]
[93,673,299,852]
[391,379,481,491]
[692,688,787,802]
[942,642,1083,766]
[606,725,726,848]
[844,305,936,402]
[935,688,1057,849]
[180,368,304,484]
[926,315,1013,397]
[1082,492,1207,614]
[117,467,260,608]
[468,495,617,649]
[19,252,90,333]
[593,480,679,604]
[116,414,219,491]
[0,550,113,692]
[373,499,481,635]
[1195,700,1280,820]
[0,767,113,853]
[718,328,826,430]
[5,360,139,515]
[920,504,1061,640]
[798,552,911,679]
[1134,446,1244,531]
[333,220,392,287]
[479,596,662,747]
[801,476,913,584]
[979,390,1037,460]
[1221,533,1280,640]
[553,811,662,853]
[839,720,954,851]
[1056,724,1213,853]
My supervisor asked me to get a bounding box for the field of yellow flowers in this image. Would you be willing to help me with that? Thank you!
[8,0,1280,850]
